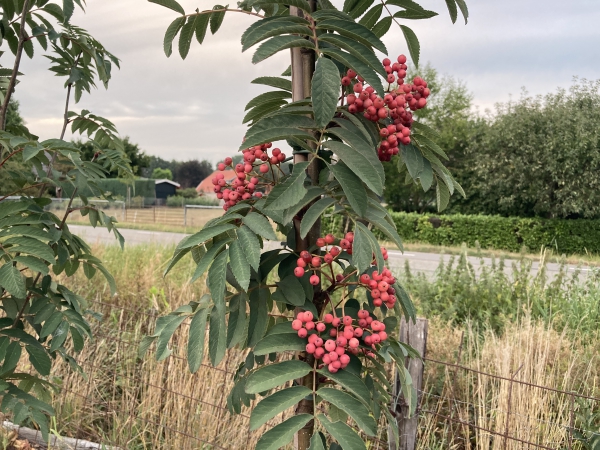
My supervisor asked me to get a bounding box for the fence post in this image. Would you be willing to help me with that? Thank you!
[183,205,187,226]
[388,317,428,450]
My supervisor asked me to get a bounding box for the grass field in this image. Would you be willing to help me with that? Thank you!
[26,244,599,449]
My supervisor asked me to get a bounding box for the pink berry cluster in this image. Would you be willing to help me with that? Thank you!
[294,232,368,285]
[213,142,287,211]
[292,310,388,373]
[341,54,431,162]
[358,266,397,309]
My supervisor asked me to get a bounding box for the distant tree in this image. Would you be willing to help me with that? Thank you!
[75,137,149,176]
[0,99,32,196]
[151,167,173,180]
[384,65,475,213]
[174,159,213,188]
[466,79,600,219]
[6,99,24,128]
[144,155,179,178]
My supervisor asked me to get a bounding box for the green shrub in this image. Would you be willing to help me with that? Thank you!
[322,211,600,255]
[399,250,600,336]
[166,195,219,207]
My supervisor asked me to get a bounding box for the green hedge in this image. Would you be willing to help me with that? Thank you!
[322,212,600,255]
[63,178,155,199]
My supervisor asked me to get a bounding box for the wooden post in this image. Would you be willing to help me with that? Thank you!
[388,318,428,450]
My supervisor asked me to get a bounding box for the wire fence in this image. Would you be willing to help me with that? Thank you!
[412,358,600,450]
[5,298,600,449]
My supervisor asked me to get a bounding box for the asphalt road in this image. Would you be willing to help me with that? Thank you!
[70,225,593,279]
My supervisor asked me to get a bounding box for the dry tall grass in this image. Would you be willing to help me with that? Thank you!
[47,244,294,449]
[418,317,600,449]
[8,244,599,449]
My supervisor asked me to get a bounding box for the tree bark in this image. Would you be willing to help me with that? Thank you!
[290,2,319,449]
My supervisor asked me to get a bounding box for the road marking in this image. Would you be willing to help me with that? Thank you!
[387,251,415,257]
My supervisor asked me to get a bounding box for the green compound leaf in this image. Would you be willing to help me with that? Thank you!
[312,58,341,128]
[240,127,316,150]
[254,332,306,356]
[245,91,292,111]
[400,24,420,66]
[308,432,327,450]
[245,360,312,394]
[359,4,383,28]
[208,302,227,366]
[264,162,309,211]
[318,387,378,436]
[177,223,236,250]
[253,0,312,13]
[163,17,185,57]
[195,13,211,44]
[371,16,392,38]
[352,223,373,274]
[316,367,371,406]
[252,35,316,64]
[237,225,261,271]
[243,212,278,241]
[179,15,197,59]
[323,139,384,196]
[210,4,227,34]
[316,18,387,53]
[250,386,311,430]
[330,163,367,217]
[187,307,210,373]
[317,414,367,450]
[255,414,313,450]
[276,274,306,306]
[318,34,386,77]
[229,240,250,291]
[243,21,312,51]
[251,76,292,91]
[321,48,384,98]
[0,263,26,298]
[149,0,185,14]
[191,238,231,283]
[300,197,334,239]
[444,0,458,23]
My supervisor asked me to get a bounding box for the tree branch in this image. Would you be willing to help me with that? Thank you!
[0,0,32,130]
[185,8,264,19]
[37,53,80,197]
[0,148,24,168]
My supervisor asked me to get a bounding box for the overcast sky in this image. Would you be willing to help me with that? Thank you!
[12,0,600,164]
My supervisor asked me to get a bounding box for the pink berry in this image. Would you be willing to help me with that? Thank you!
[292,319,303,330]
[349,338,359,348]
[324,314,333,324]
[324,340,336,352]
[310,275,320,286]
[294,267,305,277]
[306,343,316,353]
[298,328,308,338]
[316,322,326,332]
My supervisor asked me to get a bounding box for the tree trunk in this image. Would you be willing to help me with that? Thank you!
[290,3,319,449]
